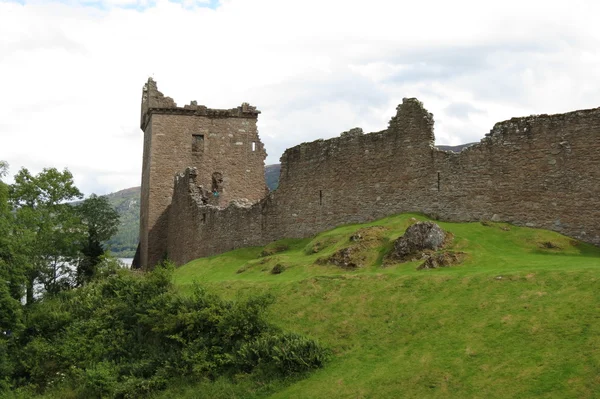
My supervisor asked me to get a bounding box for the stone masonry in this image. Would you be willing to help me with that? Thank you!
[135,78,600,268]
[164,98,600,266]
[137,78,267,269]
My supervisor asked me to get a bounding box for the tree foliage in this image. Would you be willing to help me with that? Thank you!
[0,162,327,397]
[8,167,84,302]
[0,162,24,328]
[3,166,123,300]
[76,194,120,285]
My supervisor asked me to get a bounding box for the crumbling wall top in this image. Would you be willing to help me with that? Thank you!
[482,106,600,145]
[340,127,364,138]
[140,78,177,129]
[387,97,435,148]
[140,78,260,131]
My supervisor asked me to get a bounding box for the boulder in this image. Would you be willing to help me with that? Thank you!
[324,247,360,269]
[389,221,446,261]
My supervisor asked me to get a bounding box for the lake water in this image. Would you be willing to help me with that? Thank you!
[119,258,134,268]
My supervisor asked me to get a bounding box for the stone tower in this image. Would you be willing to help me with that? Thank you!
[137,78,267,269]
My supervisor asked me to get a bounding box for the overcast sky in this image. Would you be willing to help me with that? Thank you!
[2,0,599,196]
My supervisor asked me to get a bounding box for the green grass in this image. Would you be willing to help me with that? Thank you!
[171,214,600,398]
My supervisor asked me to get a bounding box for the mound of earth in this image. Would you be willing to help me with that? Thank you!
[317,226,387,269]
[260,243,289,257]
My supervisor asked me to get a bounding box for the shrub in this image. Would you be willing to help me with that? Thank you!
[237,333,330,376]
[6,261,328,396]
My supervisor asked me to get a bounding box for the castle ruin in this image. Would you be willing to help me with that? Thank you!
[137,79,600,269]
[137,78,266,269]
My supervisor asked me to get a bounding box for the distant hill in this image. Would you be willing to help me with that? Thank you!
[436,143,477,152]
[103,186,140,258]
[265,164,281,191]
[105,148,472,256]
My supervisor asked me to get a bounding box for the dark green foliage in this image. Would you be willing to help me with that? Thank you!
[0,163,22,392]
[237,333,329,375]
[8,167,84,302]
[3,164,122,302]
[4,262,328,398]
[76,194,120,285]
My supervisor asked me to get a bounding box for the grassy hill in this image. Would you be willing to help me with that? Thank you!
[166,213,600,398]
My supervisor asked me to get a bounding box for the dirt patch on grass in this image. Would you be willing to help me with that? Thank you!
[540,241,561,250]
[236,264,251,274]
[417,251,467,270]
[317,226,388,269]
[260,242,290,257]
[270,263,285,274]
[304,236,338,255]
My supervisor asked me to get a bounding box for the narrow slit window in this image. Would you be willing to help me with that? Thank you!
[202,214,206,223]
[192,134,205,152]
[251,142,256,152]
[437,172,441,191]
[319,190,323,205]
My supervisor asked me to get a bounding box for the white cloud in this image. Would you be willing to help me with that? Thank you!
[1,0,599,195]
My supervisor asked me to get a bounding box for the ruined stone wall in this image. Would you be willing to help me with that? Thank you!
[166,98,600,266]
[138,78,266,269]
[167,169,269,265]
[434,110,600,241]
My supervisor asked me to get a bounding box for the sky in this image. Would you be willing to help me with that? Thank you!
[1,0,599,196]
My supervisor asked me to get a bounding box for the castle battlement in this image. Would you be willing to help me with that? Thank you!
[140,78,260,131]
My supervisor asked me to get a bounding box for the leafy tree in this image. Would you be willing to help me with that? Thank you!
[0,162,22,391]
[76,194,120,285]
[9,167,84,303]
[0,161,23,321]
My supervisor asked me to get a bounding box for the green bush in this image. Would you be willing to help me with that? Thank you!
[5,261,328,397]
[237,333,330,376]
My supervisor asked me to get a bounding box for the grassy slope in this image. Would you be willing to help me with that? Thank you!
[173,214,600,398]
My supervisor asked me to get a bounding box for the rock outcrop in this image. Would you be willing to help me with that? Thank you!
[388,221,446,261]
[417,251,466,270]
[386,221,465,270]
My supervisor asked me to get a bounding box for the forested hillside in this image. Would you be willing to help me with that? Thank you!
[265,164,281,191]
[104,187,140,257]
